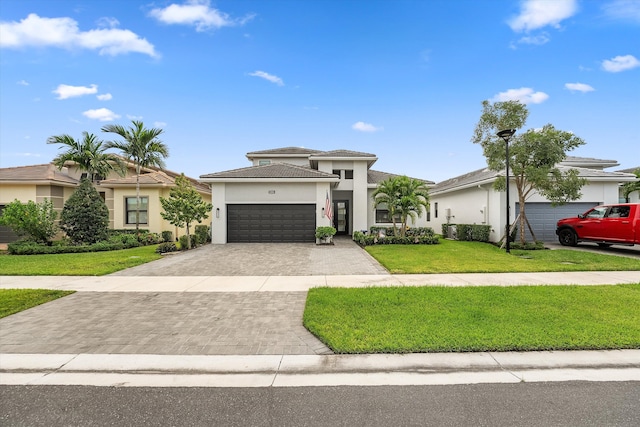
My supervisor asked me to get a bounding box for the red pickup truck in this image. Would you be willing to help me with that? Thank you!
[556,203,640,247]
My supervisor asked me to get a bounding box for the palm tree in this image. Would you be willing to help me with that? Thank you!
[395,176,430,237]
[47,132,125,182]
[102,120,169,230]
[372,176,402,236]
[372,176,430,237]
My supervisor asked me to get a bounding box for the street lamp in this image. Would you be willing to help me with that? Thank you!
[497,128,516,253]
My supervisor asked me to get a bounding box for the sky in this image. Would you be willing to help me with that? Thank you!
[1,0,639,183]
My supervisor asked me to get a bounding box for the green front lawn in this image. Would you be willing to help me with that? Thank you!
[0,245,162,276]
[0,289,75,318]
[304,284,640,353]
[366,239,640,273]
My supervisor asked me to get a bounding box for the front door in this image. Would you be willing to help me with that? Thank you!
[333,200,349,235]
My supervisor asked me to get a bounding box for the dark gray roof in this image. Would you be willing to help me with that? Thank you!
[200,162,339,180]
[0,164,79,186]
[617,166,640,174]
[246,147,322,156]
[367,169,434,185]
[310,149,377,158]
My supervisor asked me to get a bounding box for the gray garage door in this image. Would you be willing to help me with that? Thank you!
[227,204,316,243]
[515,202,600,242]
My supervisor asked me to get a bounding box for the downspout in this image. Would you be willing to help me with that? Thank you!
[478,185,490,224]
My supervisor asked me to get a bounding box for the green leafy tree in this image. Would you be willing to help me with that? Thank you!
[160,174,212,249]
[621,169,640,202]
[0,199,58,243]
[472,100,586,244]
[102,120,169,231]
[47,132,125,181]
[372,175,430,237]
[60,179,110,244]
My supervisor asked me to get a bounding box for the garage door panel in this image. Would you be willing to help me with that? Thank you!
[227,204,316,243]
[515,202,599,242]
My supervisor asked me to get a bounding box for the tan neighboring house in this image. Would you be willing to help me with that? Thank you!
[0,159,211,243]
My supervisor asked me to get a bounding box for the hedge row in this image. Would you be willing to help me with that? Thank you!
[354,227,439,246]
[441,223,491,242]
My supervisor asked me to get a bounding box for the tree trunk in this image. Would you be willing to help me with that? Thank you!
[186,223,191,250]
[518,193,527,244]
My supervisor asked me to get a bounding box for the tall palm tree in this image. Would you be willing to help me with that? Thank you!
[102,120,169,230]
[372,176,430,237]
[47,132,125,182]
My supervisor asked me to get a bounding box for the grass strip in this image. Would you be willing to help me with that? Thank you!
[0,289,75,318]
[0,245,161,276]
[365,239,640,273]
[303,284,640,353]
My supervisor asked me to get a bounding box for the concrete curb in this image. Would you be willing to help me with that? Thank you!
[2,350,639,387]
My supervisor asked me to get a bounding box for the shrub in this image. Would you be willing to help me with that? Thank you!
[136,231,162,246]
[353,227,439,246]
[445,224,491,242]
[156,242,178,254]
[315,226,336,241]
[7,240,132,255]
[195,225,210,243]
[510,241,545,250]
[178,234,190,250]
[61,179,109,245]
[0,199,58,243]
[161,230,173,243]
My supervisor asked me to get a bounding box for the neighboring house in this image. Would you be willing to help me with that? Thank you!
[0,159,211,243]
[200,147,434,243]
[617,167,640,203]
[429,156,638,242]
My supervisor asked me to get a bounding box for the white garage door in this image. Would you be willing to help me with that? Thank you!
[515,202,600,242]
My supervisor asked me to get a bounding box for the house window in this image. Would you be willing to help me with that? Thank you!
[99,192,106,202]
[332,169,341,178]
[434,202,438,218]
[375,209,400,223]
[125,196,148,224]
[259,160,271,166]
[344,170,354,179]
[427,211,431,222]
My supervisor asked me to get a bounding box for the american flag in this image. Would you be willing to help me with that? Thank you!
[325,191,333,221]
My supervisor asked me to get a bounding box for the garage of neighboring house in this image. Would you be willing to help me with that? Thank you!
[515,202,600,242]
[227,204,316,243]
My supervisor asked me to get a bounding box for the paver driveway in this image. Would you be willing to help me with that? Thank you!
[111,236,389,276]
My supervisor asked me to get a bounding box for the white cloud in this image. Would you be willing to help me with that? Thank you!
[82,108,120,121]
[53,84,97,99]
[601,54,640,72]
[17,79,29,86]
[127,114,143,120]
[154,121,167,128]
[0,13,158,57]
[248,70,284,86]
[565,82,595,92]
[97,93,112,101]
[602,0,640,23]
[149,0,254,32]
[352,121,383,133]
[491,87,549,104]
[508,0,578,32]
[516,32,550,45]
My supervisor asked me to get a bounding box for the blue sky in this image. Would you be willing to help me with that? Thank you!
[1,0,638,182]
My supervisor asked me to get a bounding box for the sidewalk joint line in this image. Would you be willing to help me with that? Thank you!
[271,355,284,387]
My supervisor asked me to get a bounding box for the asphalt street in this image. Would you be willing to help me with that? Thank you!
[2,382,639,426]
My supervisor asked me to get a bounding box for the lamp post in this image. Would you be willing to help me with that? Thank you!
[497,128,516,253]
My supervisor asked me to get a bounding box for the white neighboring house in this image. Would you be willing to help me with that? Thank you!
[429,156,638,243]
[200,147,434,244]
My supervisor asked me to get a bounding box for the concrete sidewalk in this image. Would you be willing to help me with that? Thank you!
[1,270,639,292]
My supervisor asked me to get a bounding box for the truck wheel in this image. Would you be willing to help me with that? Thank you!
[558,229,577,246]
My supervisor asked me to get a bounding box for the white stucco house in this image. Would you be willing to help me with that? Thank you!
[429,156,638,243]
[200,147,434,243]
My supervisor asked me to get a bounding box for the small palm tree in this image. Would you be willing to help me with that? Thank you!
[395,176,430,237]
[372,176,430,237]
[47,132,125,182]
[102,120,169,230]
[372,177,402,236]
